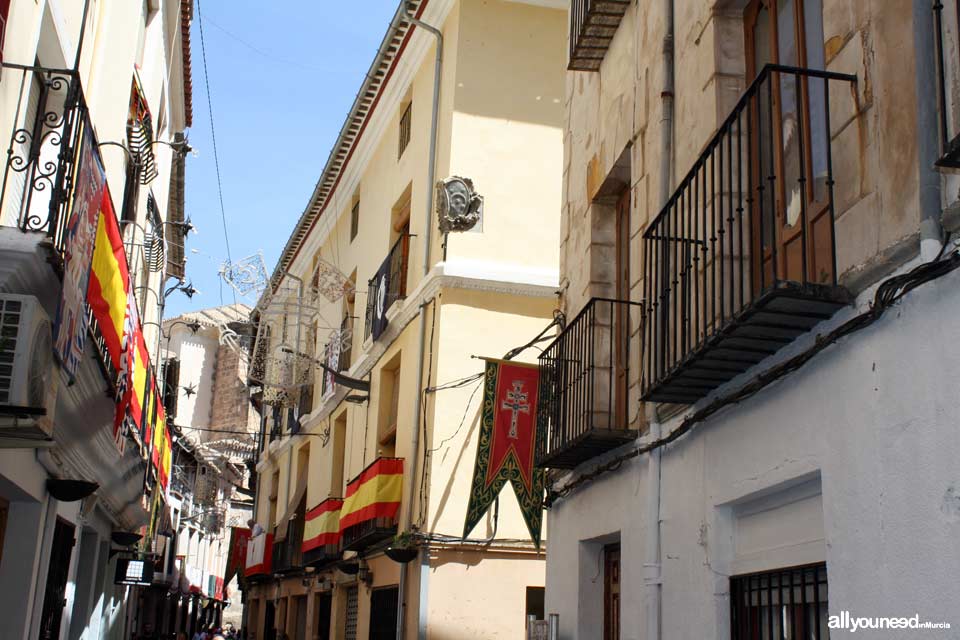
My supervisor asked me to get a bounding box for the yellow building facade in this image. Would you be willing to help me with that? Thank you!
[243,1,565,638]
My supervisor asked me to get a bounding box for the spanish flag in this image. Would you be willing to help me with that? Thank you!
[339,458,403,531]
[159,427,172,491]
[87,191,129,369]
[130,334,151,433]
[151,390,166,469]
[302,498,343,552]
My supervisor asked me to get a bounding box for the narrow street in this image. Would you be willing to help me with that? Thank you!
[0,1,958,639]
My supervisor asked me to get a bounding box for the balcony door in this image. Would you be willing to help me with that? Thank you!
[745,0,832,288]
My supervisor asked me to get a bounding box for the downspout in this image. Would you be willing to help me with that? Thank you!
[398,5,443,640]
[914,0,943,260]
[645,1,673,639]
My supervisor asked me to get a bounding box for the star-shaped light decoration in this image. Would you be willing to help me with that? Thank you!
[182,383,197,398]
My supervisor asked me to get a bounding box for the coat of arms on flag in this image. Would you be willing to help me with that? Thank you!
[463,358,545,547]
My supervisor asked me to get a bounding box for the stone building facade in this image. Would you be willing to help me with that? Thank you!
[540,1,959,638]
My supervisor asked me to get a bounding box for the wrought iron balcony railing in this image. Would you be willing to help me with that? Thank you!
[339,456,402,551]
[272,516,305,574]
[934,0,960,167]
[341,516,397,552]
[536,298,642,469]
[364,234,409,341]
[0,63,120,389]
[568,0,631,71]
[641,65,856,404]
[0,63,85,251]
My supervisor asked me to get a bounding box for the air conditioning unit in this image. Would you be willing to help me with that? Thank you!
[0,294,57,439]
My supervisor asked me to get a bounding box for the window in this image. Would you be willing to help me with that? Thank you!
[745,0,829,281]
[398,101,412,158]
[525,586,545,621]
[331,412,347,496]
[603,544,620,640]
[730,563,829,639]
[350,200,360,241]
[161,357,180,419]
[377,352,401,458]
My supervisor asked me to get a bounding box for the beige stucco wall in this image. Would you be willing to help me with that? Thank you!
[253,1,564,638]
[426,288,554,541]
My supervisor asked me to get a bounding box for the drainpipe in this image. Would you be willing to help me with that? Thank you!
[643,409,663,640]
[398,4,443,639]
[914,0,943,260]
[646,1,673,639]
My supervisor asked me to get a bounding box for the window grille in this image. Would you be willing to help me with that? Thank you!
[398,102,412,158]
[730,563,829,640]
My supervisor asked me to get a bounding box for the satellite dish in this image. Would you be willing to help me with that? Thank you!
[436,176,482,233]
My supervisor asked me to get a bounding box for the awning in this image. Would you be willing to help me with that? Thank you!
[275,472,308,541]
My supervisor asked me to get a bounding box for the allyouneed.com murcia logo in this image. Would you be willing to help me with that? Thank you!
[829,611,951,633]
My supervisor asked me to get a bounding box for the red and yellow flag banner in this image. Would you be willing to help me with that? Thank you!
[463,358,545,547]
[302,498,343,552]
[339,458,403,531]
[87,190,129,369]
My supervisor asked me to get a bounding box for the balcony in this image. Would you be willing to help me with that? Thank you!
[536,298,642,469]
[364,234,409,342]
[641,65,856,404]
[568,0,631,71]
[339,457,402,551]
[0,63,116,387]
[271,516,305,574]
[341,516,397,552]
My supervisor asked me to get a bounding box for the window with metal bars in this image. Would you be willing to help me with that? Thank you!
[730,563,829,640]
[398,101,412,159]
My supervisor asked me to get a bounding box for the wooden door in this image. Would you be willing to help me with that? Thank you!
[313,593,331,640]
[603,544,621,640]
[744,0,832,289]
[38,518,75,640]
[614,190,631,428]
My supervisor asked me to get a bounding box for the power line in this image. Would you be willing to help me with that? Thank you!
[196,0,245,323]
[195,0,233,267]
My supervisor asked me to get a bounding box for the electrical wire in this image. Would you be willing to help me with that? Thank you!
[418,298,438,528]
[426,380,483,454]
[195,0,241,320]
[545,243,960,506]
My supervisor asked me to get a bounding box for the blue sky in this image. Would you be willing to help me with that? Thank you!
[165,0,398,318]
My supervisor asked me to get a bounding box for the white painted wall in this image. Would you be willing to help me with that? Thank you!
[168,328,219,430]
[545,264,960,639]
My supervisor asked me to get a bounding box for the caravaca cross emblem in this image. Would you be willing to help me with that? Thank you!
[501,380,530,439]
